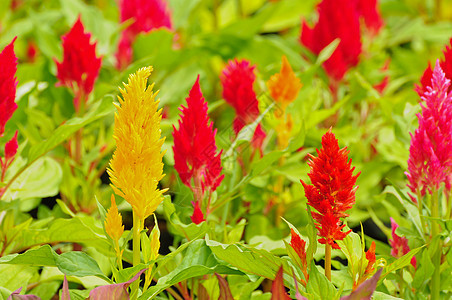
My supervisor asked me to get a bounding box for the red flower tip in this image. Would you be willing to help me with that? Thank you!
[300,0,362,83]
[389,218,416,268]
[221,59,266,151]
[416,38,452,96]
[0,37,18,137]
[173,76,224,198]
[301,129,360,248]
[407,61,452,197]
[190,201,205,224]
[5,131,18,162]
[116,0,173,69]
[365,241,376,274]
[290,229,307,268]
[55,17,102,111]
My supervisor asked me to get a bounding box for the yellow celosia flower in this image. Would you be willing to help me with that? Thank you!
[267,56,302,109]
[105,194,124,242]
[108,66,167,221]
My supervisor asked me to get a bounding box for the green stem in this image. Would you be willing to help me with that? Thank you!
[131,212,142,300]
[325,244,332,281]
[431,190,441,300]
[417,190,426,239]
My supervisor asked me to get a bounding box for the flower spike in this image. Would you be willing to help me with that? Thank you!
[172,75,224,198]
[108,66,167,221]
[0,37,18,137]
[301,129,360,249]
[221,59,266,152]
[55,17,102,112]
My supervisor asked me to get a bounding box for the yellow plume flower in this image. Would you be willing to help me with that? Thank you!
[105,194,124,242]
[108,66,167,221]
[267,56,302,109]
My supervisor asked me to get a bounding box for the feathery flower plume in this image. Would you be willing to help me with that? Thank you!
[301,130,360,249]
[390,218,416,268]
[105,194,124,242]
[0,38,18,137]
[364,241,376,275]
[221,59,266,152]
[108,67,166,221]
[267,56,302,110]
[55,17,102,112]
[353,0,384,34]
[416,39,452,96]
[289,229,307,269]
[172,76,224,199]
[116,0,172,69]
[406,61,452,198]
[300,0,362,86]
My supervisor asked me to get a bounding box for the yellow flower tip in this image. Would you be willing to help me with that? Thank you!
[267,55,302,106]
[105,194,124,242]
[109,66,167,221]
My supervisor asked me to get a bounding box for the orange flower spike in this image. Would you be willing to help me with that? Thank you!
[267,56,302,109]
[364,241,376,275]
[290,229,307,269]
[105,194,124,242]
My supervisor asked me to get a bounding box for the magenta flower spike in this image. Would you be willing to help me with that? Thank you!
[406,60,452,199]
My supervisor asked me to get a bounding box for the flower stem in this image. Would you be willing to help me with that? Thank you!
[131,212,141,300]
[431,191,441,300]
[325,244,332,281]
[417,190,426,239]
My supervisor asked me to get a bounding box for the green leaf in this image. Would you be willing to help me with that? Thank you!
[379,246,423,284]
[140,240,243,299]
[0,245,108,280]
[412,249,434,289]
[316,39,340,65]
[336,231,363,277]
[306,261,338,300]
[205,236,290,280]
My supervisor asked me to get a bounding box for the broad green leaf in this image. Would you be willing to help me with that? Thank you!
[306,262,338,300]
[206,236,291,280]
[0,245,108,280]
[336,231,363,277]
[379,246,423,284]
[316,39,340,65]
[140,240,243,299]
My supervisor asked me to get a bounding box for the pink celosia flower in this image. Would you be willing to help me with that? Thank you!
[301,130,360,249]
[116,0,172,69]
[406,61,452,198]
[353,0,384,34]
[190,201,205,224]
[0,38,18,137]
[389,218,417,268]
[221,59,266,153]
[300,0,362,86]
[416,39,452,96]
[55,17,102,112]
[172,76,224,201]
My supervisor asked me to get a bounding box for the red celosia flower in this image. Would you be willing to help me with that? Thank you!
[300,0,362,85]
[173,76,224,200]
[353,0,384,34]
[406,61,452,198]
[26,40,38,63]
[416,39,452,96]
[116,0,172,69]
[389,218,416,268]
[290,228,307,269]
[0,38,18,137]
[55,17,102,112]
[191,201,205,224]
[221,59,266,152]
[301,130,360,249]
